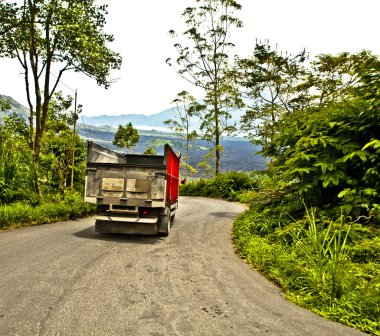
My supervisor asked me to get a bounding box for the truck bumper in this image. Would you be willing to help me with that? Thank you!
[95,216,158,235]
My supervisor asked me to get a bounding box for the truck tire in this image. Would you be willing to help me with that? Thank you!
[158,212,171,237]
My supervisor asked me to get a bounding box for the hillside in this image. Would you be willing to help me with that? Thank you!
[0,94,29,121]
[78,124,266,172]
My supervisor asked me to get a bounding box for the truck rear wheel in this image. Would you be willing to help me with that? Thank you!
[158,212,171,237]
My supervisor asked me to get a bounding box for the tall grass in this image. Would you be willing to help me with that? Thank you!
[233,205,380,335]
[290,208,351,301]
[0,194,95,229]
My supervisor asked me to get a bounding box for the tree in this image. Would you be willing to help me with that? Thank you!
[0,0,122,195]
[113,123,139,153]
[0,97,11,112]
[69,92,82,192]
[164,90,202,180]
[0,111,34,203]
[40,92,84,195]
[269,51,380,159]
[167,0,243,175]
[270,51,380,218]
[304,50,378,107]
[236,41,307,157]
[143,146,157,155]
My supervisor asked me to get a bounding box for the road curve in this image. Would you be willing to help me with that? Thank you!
[0,196,364,336]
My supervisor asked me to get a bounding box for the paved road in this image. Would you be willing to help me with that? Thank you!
[0,197,364,336]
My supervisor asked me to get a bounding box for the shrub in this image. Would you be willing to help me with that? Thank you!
[0,194,95,229]
[180,171,257,200]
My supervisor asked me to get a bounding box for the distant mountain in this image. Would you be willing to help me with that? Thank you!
[81,106,246,130]
[81,107,178,128]
[2,94,248,132]
[0,94,29,121]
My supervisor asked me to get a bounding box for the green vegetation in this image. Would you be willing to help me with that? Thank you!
[113,122,140,153]
[182,171,380,334]
[168,0,243,175]
[0,194,95,230]
[164,91,202,180]
[0,111,34,204]
[231,49,379,332]
[0,1,379,332]
[0,0,121,194]
[143,146,157,155]
[180,171,256,200]
[149,138,175,148]
[180,48,379,333]
[0,93,94,227]
[180,47,380,333]
[233,182,380,335]
[0,0,120,228]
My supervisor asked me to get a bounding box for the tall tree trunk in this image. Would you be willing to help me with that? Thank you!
[214,100,220,176]
[185,141,189,181]
[29,1,43,196]
[32,147,40,196]
[70,122,76,191]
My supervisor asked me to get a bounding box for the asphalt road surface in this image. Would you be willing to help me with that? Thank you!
[0,196,365,336]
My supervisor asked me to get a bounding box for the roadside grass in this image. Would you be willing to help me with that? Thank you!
[233,203,380,335]
[0,194,96,230]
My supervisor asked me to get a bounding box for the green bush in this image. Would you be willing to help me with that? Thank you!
[180,171,257,200]
[0,193,95,229]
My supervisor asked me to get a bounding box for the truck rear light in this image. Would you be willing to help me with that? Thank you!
[139,208,158,217]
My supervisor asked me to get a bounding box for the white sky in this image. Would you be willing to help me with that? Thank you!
[0,0,379,116]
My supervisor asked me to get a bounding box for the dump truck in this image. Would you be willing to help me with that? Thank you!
[85,142,180,236]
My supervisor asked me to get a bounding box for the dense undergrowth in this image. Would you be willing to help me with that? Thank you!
[0,193,95,230]
[180,171,258,200]
[180,172,380,335]
[0,105,94,229]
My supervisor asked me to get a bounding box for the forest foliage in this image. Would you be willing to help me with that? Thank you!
[0,92,87,203]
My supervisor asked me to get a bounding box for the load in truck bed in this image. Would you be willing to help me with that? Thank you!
[85,142,180,236]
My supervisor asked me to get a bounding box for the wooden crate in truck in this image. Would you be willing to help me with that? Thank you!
[85,142,180,236]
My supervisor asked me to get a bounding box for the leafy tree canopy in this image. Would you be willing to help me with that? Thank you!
[143,146,157,155]
[267,51,380,219]
[165,90,202,180]
[113,122,140,153]
[0,0,121,88]
[168,0,243,175]
[0,0,122,194]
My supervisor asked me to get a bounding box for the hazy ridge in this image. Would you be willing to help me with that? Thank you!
[1,94,266,171]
